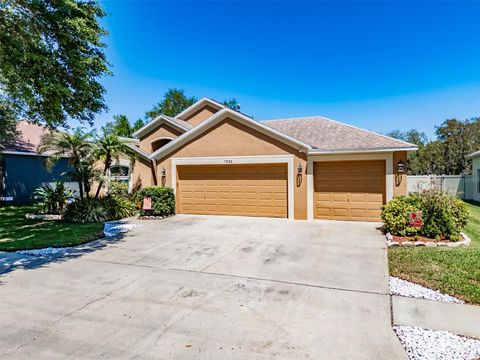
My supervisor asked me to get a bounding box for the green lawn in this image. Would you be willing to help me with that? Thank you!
[0,206,104,252]
[388,201,480,304]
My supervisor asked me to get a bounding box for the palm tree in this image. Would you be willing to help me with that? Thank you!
[92,132,135,199]
[38,129,92,200]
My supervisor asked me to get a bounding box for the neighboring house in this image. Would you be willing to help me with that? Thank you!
[129,98,417,221]
[0,121,134,204]
[0,121,74,204]
[467,150,480,202]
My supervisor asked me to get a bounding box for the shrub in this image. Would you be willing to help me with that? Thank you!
[381,196,422,236]
[414,189,469,241]
[64,196,136,224]
[108,181,131,200]
[33,181,75,214]
[135,186,175,216]
[381,189,469,241]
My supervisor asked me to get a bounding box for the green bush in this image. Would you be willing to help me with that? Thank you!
[381,196,422,236]
[381,189,469,241]
[64,196,136,223]
[108,181,131,200]
[135,186,175,216]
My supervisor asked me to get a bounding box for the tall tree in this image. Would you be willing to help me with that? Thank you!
[145,89,197,119]
[38,129,93,200]
[92,132,135,198]
[436,118,480,174]
[0,101,19,148]
[0,0,110,129]
[103,114,145,137]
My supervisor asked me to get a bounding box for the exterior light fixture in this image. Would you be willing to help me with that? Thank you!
[297,163,303,174]
[397,160,406,173]
[161,167,166,177]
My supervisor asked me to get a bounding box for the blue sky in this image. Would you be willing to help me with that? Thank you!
[95,1,480,138]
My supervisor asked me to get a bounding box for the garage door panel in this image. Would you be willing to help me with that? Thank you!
[177,164,288,218]
[314,161,385,222]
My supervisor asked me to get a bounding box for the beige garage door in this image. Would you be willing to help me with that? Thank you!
[313,160,386,221]
[177,164,288,218]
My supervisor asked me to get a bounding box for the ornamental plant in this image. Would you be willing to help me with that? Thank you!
[381,189,469,241]
[135,186,175,216]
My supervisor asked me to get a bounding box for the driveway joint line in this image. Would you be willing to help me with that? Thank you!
[78,257,388,297]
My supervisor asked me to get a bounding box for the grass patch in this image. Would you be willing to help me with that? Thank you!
[0,205,104,252]
[388,200,480,304]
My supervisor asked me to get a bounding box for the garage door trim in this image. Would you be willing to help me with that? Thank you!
[306,153,393,220]
[171,155,295,219]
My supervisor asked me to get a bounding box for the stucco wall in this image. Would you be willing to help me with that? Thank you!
[183,106,218,126]
[131,157,155,192]
[393,151,408,197]
[156,118,308,219]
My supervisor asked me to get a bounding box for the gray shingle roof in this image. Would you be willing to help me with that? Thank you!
[261,116,416,151]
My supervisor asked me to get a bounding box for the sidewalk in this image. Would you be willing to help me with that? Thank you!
[392,295,480,339]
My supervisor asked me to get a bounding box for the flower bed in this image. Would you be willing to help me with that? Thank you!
[386,232,472,248]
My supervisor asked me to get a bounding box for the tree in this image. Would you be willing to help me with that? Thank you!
[145,89,197,119]
[0,0,110,129]
[38,129,93,200]
[223,98,240,111]
[0,101,19,148]
[435,118,480,175]
[92,132,135,198]
[103,114,145,137]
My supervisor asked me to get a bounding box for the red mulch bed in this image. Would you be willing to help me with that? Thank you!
[392,234,451,244]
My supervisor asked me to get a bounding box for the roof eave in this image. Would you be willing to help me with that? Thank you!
[174,97,225,120]
[308,146,418,155]
[132,115,189,138]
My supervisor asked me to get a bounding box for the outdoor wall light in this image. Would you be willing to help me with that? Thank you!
[161,167,166,177]
[397,160,406,173]
[297,163,303,174]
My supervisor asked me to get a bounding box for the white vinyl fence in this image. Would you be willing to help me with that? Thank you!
[407,175,474,200]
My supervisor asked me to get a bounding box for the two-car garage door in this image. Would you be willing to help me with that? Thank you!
[177,164,288,218]
[176,160,386,221]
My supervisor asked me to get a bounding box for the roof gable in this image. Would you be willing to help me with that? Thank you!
[149,109,311,160]
[174,97,225,120]
[132,115,193,138]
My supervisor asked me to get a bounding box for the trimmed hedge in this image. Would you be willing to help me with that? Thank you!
[135,186,175,216]
[381,189,469,241]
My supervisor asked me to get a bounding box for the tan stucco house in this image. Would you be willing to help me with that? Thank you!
[129,98,417,221]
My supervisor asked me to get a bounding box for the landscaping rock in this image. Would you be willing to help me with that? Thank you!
[394,325,480,360]
[402,241,414,247]
[388,241,401,247]
[25,213,62,221]
[425,242,437,248]
[389,276,464,304]
[413,241,426,247]
[436,242,448,247]
[386,232,393,241]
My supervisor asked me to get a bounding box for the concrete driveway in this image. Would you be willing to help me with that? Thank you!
[0,215,406,359]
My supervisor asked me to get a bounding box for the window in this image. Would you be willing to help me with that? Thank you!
[110,166,129,177]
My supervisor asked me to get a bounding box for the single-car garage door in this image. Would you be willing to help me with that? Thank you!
[313,160,386,221]
[177,164,288,218]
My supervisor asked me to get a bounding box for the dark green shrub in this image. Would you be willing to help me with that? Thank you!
[381,190,469,241]
[33,181,75,214]
[108,181,131,200]
[64,196,136,223]
[135,186,175,216]
[381,196,422,236]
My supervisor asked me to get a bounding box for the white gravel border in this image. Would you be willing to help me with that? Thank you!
[16,223,136,257]
[389,276,464,304]
[387,232,471,248]
[394,325,480,360]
